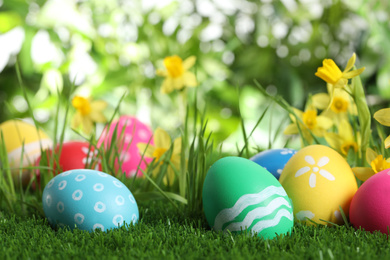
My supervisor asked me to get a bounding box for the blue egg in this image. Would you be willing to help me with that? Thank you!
[42,169,139,232]
[250,148,297,180]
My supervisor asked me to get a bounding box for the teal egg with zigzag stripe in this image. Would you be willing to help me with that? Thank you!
[202,156,294,239]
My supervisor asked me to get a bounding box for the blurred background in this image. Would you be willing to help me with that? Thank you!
[0,0,389,152]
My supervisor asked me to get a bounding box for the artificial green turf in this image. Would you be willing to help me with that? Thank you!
[1,200,390,260]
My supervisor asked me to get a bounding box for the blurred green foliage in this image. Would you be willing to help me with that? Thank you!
[0,0,389,148]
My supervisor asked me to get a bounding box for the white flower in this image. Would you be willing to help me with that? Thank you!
[295,155,335,188]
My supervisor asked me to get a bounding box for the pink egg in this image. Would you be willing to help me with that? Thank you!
[97,116,153,177]
[349,169,390,234]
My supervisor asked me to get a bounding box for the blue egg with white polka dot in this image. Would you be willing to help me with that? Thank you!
[42,169,139,232]
[250,148,297,180]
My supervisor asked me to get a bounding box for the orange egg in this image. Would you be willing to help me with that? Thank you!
[279,145,357,225]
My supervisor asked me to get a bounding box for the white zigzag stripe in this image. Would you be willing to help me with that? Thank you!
[222,197,291,232]
[213,186,287,230]
[251,209,293,236]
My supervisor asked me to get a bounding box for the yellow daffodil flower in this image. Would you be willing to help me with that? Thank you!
[324,120,359,157]
[352,148,390,181]
[71,96,107,135]
[284,107,333,144]
[137,127,181,185]
[374,108,390,148]
[315,53,365,105]
[312,87,357,125]
[156,55,197,94]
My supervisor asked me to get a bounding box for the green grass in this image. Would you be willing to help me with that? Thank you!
[1,200,390,260]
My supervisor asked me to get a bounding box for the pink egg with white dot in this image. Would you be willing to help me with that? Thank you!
[97,116,153,177]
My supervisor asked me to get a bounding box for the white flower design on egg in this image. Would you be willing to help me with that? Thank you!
[81,147,100,170]
[280,149,295,155]
[295,155,335,188]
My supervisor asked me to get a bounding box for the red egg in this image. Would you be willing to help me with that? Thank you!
[35,141,101,180]
[349,169,390,234]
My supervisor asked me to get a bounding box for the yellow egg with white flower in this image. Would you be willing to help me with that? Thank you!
[279,145,358,225]
[0,119,52,186]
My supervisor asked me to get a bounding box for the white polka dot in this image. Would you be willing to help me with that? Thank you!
[124,133,133,143]
[46,195,52,207]
[277,169,283,175]
[94,202,106,213]
[128,194,135,204]
[93,183,104,192]
[72,190,83,201]
[132,214,137,223]
[129,170,137,177]
[46,179,55,188]
[58,180,67,190]
[113,215,124,226]
[57,201,64,213]
[74,213,85,225]
[115,195,125,206]
[138,129,149,140]
[113,180,123,188]
[75,174,86,182]
[61,171,72,176]
[93,223,105,231]
[97,172,108,177]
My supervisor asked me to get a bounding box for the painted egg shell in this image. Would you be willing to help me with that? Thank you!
[34,142,101,188]
[279,145,358,225]
[38,141,101,173]
[349,169,390,234]
[42,169,139,232]
[98,116,153,178]
[250,148,297,179]
[0,119,52,185]
[202,157,294,239]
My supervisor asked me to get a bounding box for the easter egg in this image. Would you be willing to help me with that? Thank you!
[42,169,139,232]
[0,119,52,185]
[279,145,358,225]
[250,148,297,179]
[349,169,390,234]
[202,157,294,239]
[37,141,101,173]
[34,142,101,188]
[98,116,153,177]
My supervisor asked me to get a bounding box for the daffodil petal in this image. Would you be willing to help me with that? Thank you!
[154,128,171,149]
[91,100,108,111]
[183,72,197,87]
[343,53,356,73]
[338,120,354,141]
[71,112,82,129]
[316,116,333,130]
[182,56,196,70]
[81,116,93,135]
[385,135,390,149]
[324,132,343,151]
[89,111,107,123]
[352,167,375,181]
[366,147,378,164]
[312,93,330,110]
[156,69,167,77]
[172,77,185,90]
[172,137,182,154]
[374,108,390,127]
[343,67,365,79]
[137,143,155,158]
[283,124,298,135]
[161,78,174,94]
